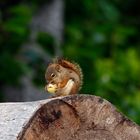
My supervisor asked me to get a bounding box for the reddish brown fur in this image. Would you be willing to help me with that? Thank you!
[45,58,83,96]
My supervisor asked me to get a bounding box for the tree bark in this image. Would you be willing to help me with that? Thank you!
[0,95,140,140]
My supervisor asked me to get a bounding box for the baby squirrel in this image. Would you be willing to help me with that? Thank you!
[45,58,83,96]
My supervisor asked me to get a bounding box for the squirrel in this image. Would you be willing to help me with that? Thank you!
[45,58,83,96]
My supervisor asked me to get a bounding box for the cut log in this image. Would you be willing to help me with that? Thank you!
[0,95,140,140]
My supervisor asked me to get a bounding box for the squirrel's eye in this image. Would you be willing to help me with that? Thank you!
[51,73,55,78]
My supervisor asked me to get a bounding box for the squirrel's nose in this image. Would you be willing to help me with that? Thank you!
[50,80,55,84]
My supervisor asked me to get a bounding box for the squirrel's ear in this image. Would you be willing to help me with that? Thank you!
[55,64,61,72]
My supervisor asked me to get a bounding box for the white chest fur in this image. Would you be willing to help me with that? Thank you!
[62,79,74,96]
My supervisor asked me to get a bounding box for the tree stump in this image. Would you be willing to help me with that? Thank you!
[0,95,140,140]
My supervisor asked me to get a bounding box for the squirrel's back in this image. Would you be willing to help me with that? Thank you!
[55,58,83,88]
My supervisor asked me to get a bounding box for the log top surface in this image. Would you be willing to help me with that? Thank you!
[0,95,140,140]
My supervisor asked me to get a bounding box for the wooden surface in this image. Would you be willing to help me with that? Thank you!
[0,95,140,140]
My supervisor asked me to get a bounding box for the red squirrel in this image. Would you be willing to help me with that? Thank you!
[45,58,83,96]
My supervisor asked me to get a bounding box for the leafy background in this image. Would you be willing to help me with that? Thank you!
[0,0,140,124]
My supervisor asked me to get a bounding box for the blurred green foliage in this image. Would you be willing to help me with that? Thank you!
[0,0,140,124]
[37,32,55,55]
[64,0,140,123]
[0,3,32,87]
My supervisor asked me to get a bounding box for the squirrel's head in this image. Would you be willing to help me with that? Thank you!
[45,63,69,94]
[45,64,61,82]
